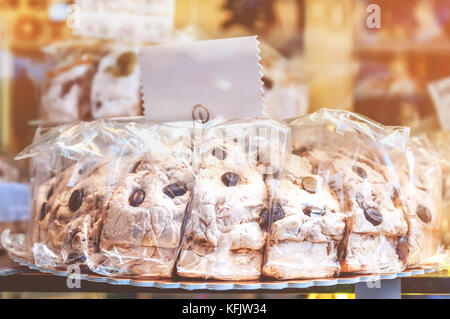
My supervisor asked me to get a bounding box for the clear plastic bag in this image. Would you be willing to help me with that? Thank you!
[40,40,142,124]
[395,136,445,268]
[176,118,290,280]
[263,109,412,278]
[14,119,194,278]
[428,132,450,248]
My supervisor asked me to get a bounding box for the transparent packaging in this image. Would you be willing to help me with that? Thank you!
[395,136,445,268]
[263,108,413,278]
[428,131,450,248]
[2,112,445,281]
[39,40,142,124]
[13,119,194,278]
[176,118,290,280]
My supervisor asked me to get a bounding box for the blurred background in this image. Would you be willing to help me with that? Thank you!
[0,0,449,299]
[0,0,449,154]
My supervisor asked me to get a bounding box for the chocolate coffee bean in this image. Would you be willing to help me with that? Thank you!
[353,166,367,179]
[262,76,273,90]
[416,205,432,223]
[396,236,409,261]
[163,183,187,198]
[212,147,227,160]
[221,172,240,187]
[259,209,269,231]
[303,206,324,217]
[69,190,83,212]
[364,207,383,226]
[129,189,145,207]
[272,204,284,222]
[302,176,318,193]
[130,160,143,173]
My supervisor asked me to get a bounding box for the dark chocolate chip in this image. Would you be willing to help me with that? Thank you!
[262,76,273,90]
[302,176,317,193]
[364,207,383,226]
[221,172,240,187]
[292,147,309,157]
[396,236,409,262]
[130,160,143,173]
[353,166,367,179]
[272,204,285,222]
[69,190,83,212]
[259,209,269,231]
[129,189,146,207]
[303,206,325,217]
[163,183,187,199]
[47,186,54,200]
[95,101,102,109]
[416,205,432,224]
[212,147,227,160]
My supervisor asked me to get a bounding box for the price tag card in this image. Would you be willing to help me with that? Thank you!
[428,77,450,131]
[71,0,174,43]
[140,36,264,122]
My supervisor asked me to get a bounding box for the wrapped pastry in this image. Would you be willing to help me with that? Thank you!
[264,109,410,278]
[395,137,444,267]
[428,131,450,247]
[177,119,289,280]
[41,40,142,123]
[262,150,346,279]
[15,120,194,278]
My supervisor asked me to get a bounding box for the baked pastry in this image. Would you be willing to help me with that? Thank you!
[32,159,112,265]
[327,150,408,274]
[262,152,346,279]
[90,49,141,119]
[396,140,442,268]
[95,154,194,277]
[41,59,95,122]
[41,41,142,123]
[177,140,269,280]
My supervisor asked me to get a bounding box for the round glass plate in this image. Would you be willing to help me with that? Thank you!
[9,254,443,291]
